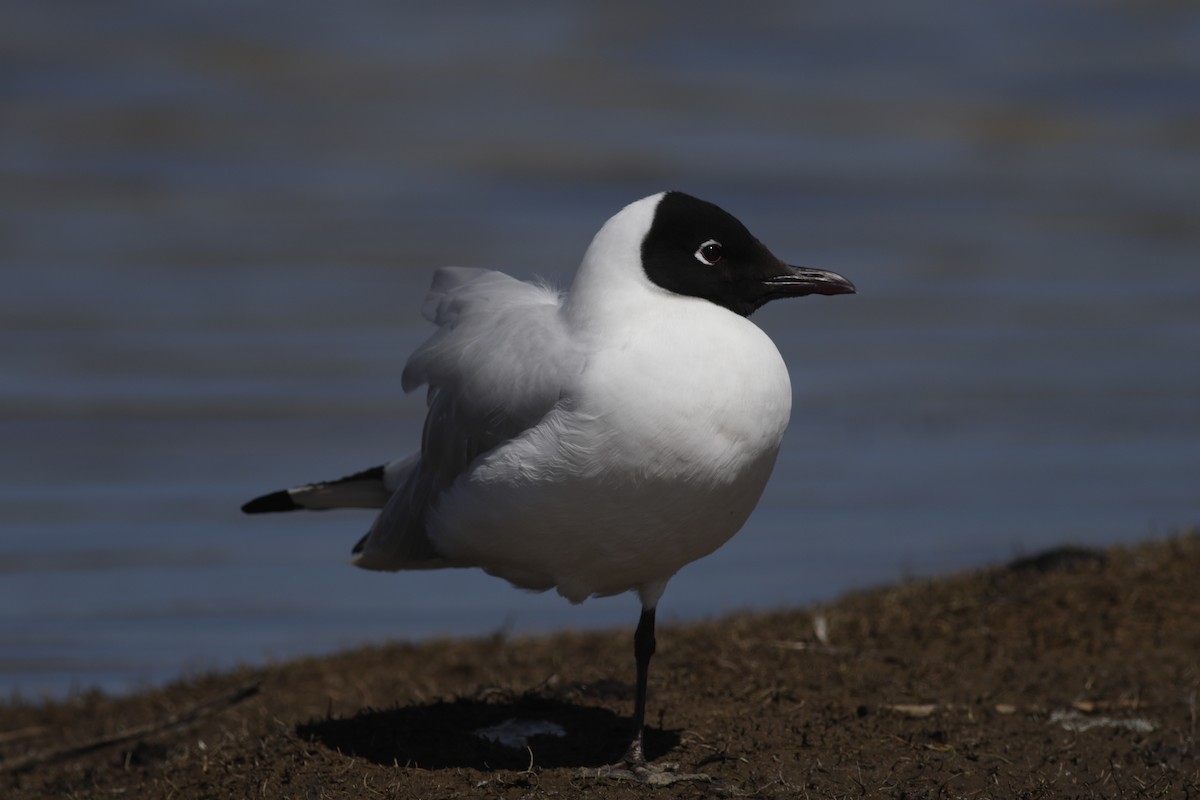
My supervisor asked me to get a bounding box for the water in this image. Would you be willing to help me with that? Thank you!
[2,0,1198,698]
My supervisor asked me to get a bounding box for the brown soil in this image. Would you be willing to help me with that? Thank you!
[4,533,1198,799]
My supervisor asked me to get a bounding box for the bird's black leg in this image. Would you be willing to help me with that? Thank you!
[623,606,656,767]
[588,606,709,784]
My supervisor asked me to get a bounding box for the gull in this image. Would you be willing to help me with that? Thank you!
[242,191,855,780]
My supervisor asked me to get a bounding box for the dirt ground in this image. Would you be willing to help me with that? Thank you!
[3,532,1198,799]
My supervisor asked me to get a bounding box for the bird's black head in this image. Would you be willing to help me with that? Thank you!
[640,192,855,316]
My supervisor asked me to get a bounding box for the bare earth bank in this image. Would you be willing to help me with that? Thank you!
[4,532,1198,799]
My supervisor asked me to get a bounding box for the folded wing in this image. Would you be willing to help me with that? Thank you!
[352,267,582,570]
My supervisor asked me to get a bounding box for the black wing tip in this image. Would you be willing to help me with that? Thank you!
[330,465,386,486]
[241,490,300,514]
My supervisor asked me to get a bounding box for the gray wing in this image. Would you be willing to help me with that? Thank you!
[352,266,582,570]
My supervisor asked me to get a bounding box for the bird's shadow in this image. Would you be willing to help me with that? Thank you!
[297,691,680,770]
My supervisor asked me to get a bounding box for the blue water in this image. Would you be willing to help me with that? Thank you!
[2,0,1198,698]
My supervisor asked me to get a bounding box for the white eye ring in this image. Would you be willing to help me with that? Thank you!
[694,239,723,265]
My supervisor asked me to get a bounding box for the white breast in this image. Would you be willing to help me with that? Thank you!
[428,296,793,605]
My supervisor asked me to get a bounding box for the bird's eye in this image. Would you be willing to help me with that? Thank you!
[694,239,723,265]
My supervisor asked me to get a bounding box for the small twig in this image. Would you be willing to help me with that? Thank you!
[0,683,259,774]
[772,640,856,656]
[694,751,749,768]
[0,725,46,745]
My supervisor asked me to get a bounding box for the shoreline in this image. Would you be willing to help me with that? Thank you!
[4,532,1197,798]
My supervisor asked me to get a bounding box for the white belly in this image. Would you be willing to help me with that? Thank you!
[429,305,794,604]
